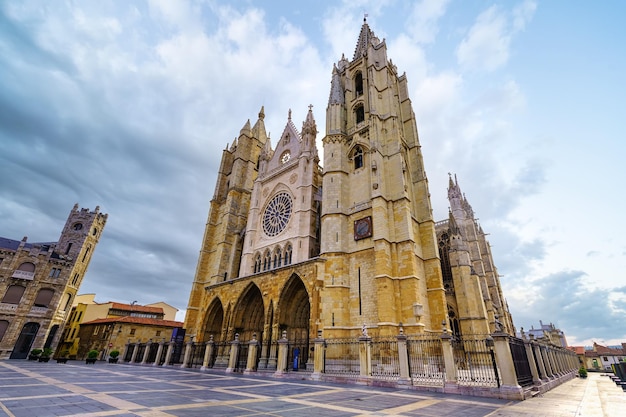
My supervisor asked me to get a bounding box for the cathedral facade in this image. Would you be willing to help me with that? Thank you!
[184,21,514,365]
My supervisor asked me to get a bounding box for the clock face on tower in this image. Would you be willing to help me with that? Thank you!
[354,216,373,240]
[280,151,291,164]
[262,192,293,237]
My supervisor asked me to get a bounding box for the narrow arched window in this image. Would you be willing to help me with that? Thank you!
[284,243,293,265]
[355,72,363,97]
[355,104,365,124]
[353,146,364,170]
[263,251,271,271]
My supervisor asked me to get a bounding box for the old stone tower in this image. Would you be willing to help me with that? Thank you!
[0,204,107,359]
[184,20,514,368]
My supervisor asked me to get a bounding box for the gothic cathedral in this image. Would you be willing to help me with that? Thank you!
[184,21,514,366]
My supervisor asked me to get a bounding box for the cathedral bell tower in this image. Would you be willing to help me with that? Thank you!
[320,18,446,336]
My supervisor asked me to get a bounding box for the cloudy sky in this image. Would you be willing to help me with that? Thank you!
[1,1,624,346]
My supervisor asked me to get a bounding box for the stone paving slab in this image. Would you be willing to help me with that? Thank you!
[0,361,622,416]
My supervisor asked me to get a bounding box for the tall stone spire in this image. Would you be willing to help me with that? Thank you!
[328,64,344,105]
[353,16,372,60]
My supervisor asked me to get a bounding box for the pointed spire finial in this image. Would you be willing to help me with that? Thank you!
[308,104,313,112]
[258,106,265,120]
[288,108,292,120]
[364,13,368,23]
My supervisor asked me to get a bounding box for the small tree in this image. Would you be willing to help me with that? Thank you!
[87,350,99,359]
[579,366,588,378]
[109,350,120,359]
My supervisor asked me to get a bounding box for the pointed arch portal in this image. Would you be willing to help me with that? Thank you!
[203,298,224,342]
[232,284,264,343]
[278,275,310,341]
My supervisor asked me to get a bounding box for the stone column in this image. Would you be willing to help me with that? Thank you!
[201,336,215,370]
[122,341,131,362]
[129,343,139,364]
[311,330,325,380]
[274,331,289,376]
[244,334,259,375]
[141,340,152,364]
[524,339,540,384]
[258,324,270,369]
[181,338,194,368]
[163,341,175,366]
[397,330,411,385]
[225,333,240,373]
[532,342,547,381]
[440,333,457,385]
[492,333,523,400]
[541,346,554,378]
[358,335,372,378]
[153,339,165,366]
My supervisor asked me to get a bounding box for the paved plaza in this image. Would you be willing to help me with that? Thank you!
[0,361,623,417]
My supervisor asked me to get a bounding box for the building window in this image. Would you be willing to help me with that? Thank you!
[603,356,608,361]
[353,146,364,170]
[355,104,365,124]
[73,223,83,230]
[49,268,62,278]
[2,285,26,304]
[12,262,35,280]
[62,293,72,311]
[34,289,54,308]
[284,243,293,265]
[82,246,91,262]
[130,329,136,336]
[71,273,80,286]
[92,227,98,236]
[0,320,8,342]
[254,253,261,273]
[354,72,363,97]
[263,250,271,271]
[156,330,161,337]
[65,242,72,255]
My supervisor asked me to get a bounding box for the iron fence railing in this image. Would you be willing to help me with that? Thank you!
[323,338,360,377]
[406,336,444,387]
[452,336,499,387]
[370,337,400,380]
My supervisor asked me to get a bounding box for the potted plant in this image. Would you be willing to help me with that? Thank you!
[86,349,99,364]
[56,350,69,364]
[38,347,54,362]
[108,350,120,363]
[579,366,588,378]
[28,348,42,361]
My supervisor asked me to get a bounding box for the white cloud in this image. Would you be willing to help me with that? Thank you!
[456,5,510,71]
[405,0,450,44]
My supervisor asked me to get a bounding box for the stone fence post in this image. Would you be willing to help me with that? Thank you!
[201,336,215,370]
[397,327,411,385]
[358,335,372,378]
[312,330,325,380]
[129,342,139,364]
[153,339,165,366]
[275,331,289,376]
[225,333,240,373]
[440,332,458,386]
[141,340,152,364]
[164,341,175,366]
[244,334,259,374]
[492,332,523,400]
[181,337,194,368]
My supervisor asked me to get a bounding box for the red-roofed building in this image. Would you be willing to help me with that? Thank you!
[57,294,181,360]
[572,342,626,371]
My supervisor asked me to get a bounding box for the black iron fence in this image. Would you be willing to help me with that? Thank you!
[407,336,444,386]
[452,336,499,387]
[509,337,533,387]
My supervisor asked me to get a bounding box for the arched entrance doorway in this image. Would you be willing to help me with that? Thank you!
[10,322,40,359]
[278,274,310,370]
[232,284,264,342]
[202,298,224,342]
